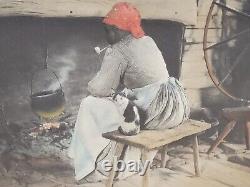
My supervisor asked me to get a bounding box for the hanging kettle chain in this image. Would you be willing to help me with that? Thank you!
[42,19,48,70]
[44,47,48,70]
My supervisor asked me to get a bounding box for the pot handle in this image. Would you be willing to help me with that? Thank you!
[30,69,64,96]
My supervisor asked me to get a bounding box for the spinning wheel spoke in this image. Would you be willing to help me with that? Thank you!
[218,44,250,86]
[204,28,250,51]
[214,1,250,19]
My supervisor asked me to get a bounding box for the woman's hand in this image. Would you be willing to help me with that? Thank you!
[121,88,137,101]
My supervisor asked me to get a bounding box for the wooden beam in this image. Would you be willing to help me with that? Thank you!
[0,0,197,25]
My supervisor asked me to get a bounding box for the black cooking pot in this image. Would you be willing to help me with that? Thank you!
[30,69,66,119]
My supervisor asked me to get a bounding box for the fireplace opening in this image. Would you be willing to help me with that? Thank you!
[0,17,185,158]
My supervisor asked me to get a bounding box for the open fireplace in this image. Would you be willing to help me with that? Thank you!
[0,17,186,159]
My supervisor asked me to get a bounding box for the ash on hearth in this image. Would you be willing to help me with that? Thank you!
[0,105,75,163]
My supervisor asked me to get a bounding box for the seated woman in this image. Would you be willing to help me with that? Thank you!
[68,2,190,183]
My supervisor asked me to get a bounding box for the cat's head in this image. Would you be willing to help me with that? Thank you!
[112,92,130,111]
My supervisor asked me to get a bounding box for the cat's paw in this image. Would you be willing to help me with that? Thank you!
[118,123,140,136]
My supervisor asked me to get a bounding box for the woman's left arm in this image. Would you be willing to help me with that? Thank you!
[88,48,127,97]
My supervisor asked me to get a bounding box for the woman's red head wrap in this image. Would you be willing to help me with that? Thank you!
[103,2,145,39]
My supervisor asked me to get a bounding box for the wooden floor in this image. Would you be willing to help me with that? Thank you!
[85,159,250,187]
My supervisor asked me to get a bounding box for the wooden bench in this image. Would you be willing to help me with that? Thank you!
[102,119,211,187]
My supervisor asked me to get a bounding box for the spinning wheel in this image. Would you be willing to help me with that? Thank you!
[203,0,250,153]
[204,0,250,103]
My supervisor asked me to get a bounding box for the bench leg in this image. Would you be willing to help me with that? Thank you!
[193,135,201,177]
[207,120,236,154]
[141,149,150,187]
[245,121,250,150]
[161,145,168,168]
[106,155,118,187]
[106,143,124,187]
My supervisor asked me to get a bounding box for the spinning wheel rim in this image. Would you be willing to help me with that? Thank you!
[203,0,250,103]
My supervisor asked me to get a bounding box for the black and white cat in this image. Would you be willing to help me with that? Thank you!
[112,93,141,136]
